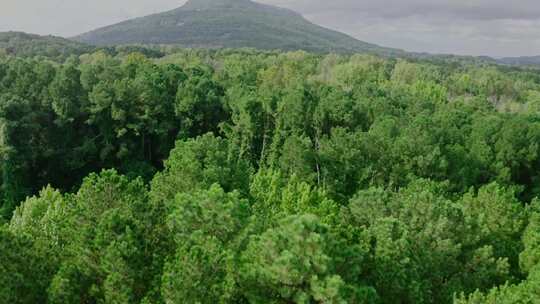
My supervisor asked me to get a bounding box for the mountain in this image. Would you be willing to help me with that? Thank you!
[0,31,94,59]
[73,0,402,55]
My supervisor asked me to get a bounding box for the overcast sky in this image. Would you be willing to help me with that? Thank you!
[0,0,538,57]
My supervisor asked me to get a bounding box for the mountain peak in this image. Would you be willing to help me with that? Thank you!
[179,0,296,15]
[72,0,401,55]
[182,0,256,10]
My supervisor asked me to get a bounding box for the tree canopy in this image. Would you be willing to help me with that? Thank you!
[1,47,540,303]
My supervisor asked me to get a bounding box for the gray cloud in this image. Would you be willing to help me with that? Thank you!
[0,0,538,57]
[269,0,540,21]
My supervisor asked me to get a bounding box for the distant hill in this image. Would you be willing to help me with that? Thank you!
[72,0,403,55]
[0,32,170,60]
[498,56,540,67]
[0,31,94,59]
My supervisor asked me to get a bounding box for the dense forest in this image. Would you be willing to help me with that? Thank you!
[1,46,540,303]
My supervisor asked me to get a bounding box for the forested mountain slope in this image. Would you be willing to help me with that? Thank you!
[73,0,402,55]
[1,48,540,303]
[0,31,94,60]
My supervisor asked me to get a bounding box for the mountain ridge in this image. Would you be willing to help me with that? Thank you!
[2,30,539,69]
[499,56,540,67]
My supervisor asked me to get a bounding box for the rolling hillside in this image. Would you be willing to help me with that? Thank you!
[0,31,94,59]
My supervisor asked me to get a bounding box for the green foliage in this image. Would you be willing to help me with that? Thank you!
[175,66,226,137]
[150,134,252,205]
[1,46,540,303]
[240,214,349,304]
[342,180,520,303]
[45,170,158,303]
[520,202,540,275]
[0,226,51,303]
[456,202,540,303]
[166,184,250,244]
[162,185,250,303]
